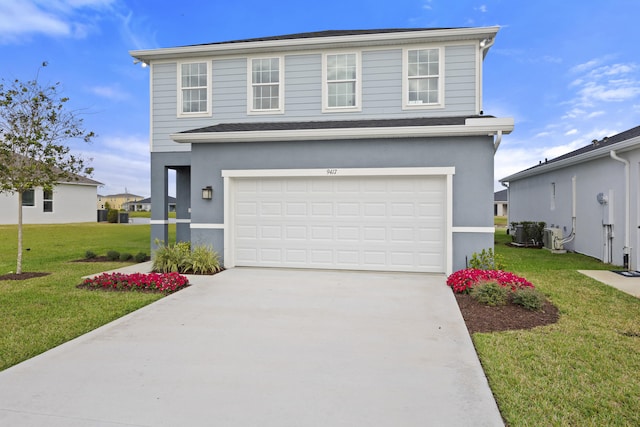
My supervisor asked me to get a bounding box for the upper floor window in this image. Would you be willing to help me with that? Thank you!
[178,61,211,117]
[22,189,35,207]
[323,53,360,112]
[249,57,283,114]
[403,47,443,109]
[43,189,53,213]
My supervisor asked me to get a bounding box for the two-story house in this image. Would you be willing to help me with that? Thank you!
[130,27,513,275]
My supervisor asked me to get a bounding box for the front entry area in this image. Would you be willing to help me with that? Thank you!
[223,168,452,273]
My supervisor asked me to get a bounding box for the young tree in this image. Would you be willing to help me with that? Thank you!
[0,63,94,274]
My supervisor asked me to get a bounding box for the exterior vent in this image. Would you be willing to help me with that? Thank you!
[543,228,564,251]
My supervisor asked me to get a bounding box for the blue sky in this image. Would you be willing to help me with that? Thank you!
[1,0,639,197]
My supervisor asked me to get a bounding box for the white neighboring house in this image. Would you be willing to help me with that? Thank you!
[500,125,640,269]
[494,189,508,216]
[0,176,102,224]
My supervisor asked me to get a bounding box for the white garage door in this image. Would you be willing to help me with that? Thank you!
[230,174,447,273]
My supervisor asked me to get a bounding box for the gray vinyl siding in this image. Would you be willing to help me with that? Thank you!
[284,54,322,117]
[212,58,246,118]
[444,45,477,115]
[361,49,402,115]
[150,43,480,153]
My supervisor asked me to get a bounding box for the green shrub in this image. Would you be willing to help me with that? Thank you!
[106,250,120,261]
[85,250,97,259]
[469,248,506,270]
[107,209,119,223]
[134,252,148,263]
[510,221,546,244]
[119,253,133,261]
[183,245,222,274]
[512,287,546,311]
[470,281,509,306]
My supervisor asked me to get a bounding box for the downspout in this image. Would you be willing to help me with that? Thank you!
[493,130,503,153]
[610,150,631,269]
[560,175,576,245]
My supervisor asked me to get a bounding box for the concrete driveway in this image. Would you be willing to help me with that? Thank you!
[0,268,503,426]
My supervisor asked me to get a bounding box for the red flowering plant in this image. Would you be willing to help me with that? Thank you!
[79,272,189,294]
[446,268,534,293]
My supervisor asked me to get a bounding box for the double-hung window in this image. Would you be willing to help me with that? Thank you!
[178,61,211,117]
[403,47,443,109]
[43,189,53,213]
[323,53,360,112]
[249,57,283,114]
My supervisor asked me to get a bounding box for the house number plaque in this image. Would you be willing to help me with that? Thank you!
[326,169,338,175]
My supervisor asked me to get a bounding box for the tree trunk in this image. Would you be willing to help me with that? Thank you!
[17,191,23,275]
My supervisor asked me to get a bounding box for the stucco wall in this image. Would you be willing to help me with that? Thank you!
[152,134,496,272]
[507,148,640,268]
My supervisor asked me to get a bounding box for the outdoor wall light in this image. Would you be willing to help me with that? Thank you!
[201,186,213,200]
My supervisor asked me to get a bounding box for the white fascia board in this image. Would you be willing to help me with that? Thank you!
[171,117,514,144]
[500,135,640,183]
[130,27,500,63]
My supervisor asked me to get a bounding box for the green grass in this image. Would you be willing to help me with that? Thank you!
[494,215,507,227]
[128,211,176,219]
[0,223,175,371]
[476,229,640,426]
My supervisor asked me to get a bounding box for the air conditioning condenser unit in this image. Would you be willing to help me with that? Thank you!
[543,228,565,252]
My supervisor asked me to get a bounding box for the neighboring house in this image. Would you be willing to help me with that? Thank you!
[130,27,514,275]
[500,125,640,269]
[123,196,176,212]
[0,176,102,225]
[97,193,144,210]
[494,189,508,216]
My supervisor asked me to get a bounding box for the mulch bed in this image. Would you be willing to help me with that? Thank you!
[0,272,50,281]
[455,292,560,334]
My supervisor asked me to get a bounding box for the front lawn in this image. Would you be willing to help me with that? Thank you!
[477,230,640,426]
[0,223,175,371]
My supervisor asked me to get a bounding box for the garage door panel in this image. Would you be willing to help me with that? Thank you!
[232,175,446,272]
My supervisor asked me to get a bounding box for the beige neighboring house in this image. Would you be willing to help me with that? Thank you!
[122,196,176,212]
[0,176,103,225]
[97,193,144,210]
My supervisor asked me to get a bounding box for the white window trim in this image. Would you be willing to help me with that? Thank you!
[402,46,444,110]
[43,189,53,213]
[177,60,212,118]
[247,56,285,115]
[322,51,362,113]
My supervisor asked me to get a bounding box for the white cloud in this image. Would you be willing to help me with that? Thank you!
[0,0,116,43]
[89,84,129,101]
[82,134,150,197]
[564,129,578,136]
[422,0,434,10]
[0,2,70,41]
[534,131,552,138]
[476,5,488,13]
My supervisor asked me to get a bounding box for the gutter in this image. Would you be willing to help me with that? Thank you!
[171,117,514,144]
[610,150,631,268]
[500,135,640,184]
[131,26,501,62]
